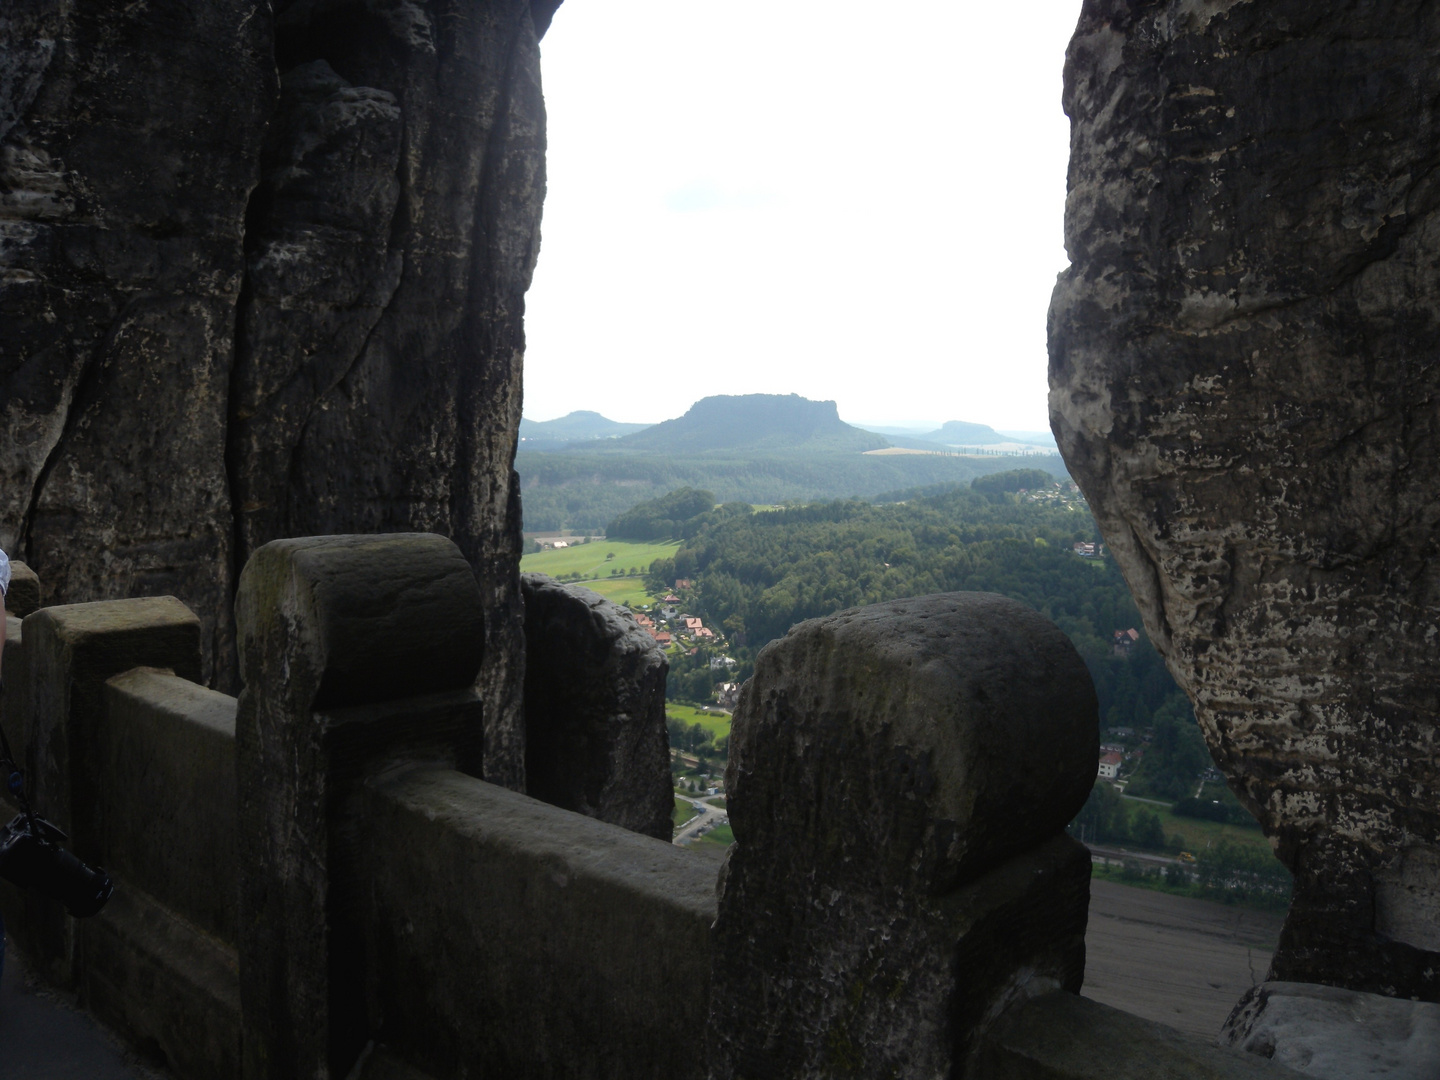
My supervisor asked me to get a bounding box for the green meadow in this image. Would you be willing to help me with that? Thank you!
[673,798,698,828]
[521,539,679,607]
[667,703,731,741]
[695,824,734,848]
[1121,796,1271,859]
[521,538,679,580]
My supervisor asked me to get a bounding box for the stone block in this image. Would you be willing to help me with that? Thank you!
[5,561,40,618]
[978,990,1306,1079]
[707,592,1099,1078]
[77,884,241,1080]
[22,596,202,843]
[235,533,484,711]
[1222,982,1440,1079]
[362,768,715,1080]
[101,668,238,942]
[6,596,201,988]
[235,534,487,1080]
[521,573,671,839]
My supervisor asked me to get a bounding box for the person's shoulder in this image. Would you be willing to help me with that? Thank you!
[0,546,9,597]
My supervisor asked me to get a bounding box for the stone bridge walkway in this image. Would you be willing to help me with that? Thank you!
[0,947,151,1080]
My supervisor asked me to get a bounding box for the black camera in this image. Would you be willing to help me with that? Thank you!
[0,812,113,918]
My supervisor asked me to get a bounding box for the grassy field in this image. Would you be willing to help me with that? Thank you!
[521,539,679,609]
[667,704,732,741]
[1091,861,1290,914]
[696,823,734,847]
[571,576,655,607]
[1123,797,1272,859]
[521,539,679,581]
[673,798,698,828]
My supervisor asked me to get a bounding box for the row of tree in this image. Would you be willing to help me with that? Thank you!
[1071,782,1289,903]
[516,448,1069,533]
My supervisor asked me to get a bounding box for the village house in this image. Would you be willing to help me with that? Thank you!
[684,617,704,631]
[1097,751,1123,780]
[1112,627,1139,656]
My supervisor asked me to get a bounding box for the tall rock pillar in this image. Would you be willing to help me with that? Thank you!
[0,0,557,784]
[1051,0,1440,1000]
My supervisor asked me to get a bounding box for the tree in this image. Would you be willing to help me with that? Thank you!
[1133,810,1166,851]
[1068,782,1130,845]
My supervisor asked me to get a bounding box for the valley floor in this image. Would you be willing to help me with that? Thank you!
[1083,878,1283,1040]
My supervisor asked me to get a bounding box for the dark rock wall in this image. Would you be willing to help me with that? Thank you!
[0,0,275,687]
[521,573,672,841]
[1,0,554,785]
[1052,0,1440,999]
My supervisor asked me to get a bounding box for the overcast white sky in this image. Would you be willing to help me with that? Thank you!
[523,1,1083,431]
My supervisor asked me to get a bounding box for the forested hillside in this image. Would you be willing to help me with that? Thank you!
[517,449,1071,533]
[647,479,1210,798]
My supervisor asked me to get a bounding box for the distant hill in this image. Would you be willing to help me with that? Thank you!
[519,411,651,449]
[996,428,1058,449]
[921,420,1010,446]
[611,394,887,453]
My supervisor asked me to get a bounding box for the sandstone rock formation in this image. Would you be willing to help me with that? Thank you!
[0,0,559,787]
[707,593,1098,1077]
[1222,981,1440,1079]
[521,572,672,840]
[1052,0,1440,1000]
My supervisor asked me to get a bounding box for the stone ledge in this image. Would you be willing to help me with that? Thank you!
[1222,981,1440,1079]
[976,990,1306,1079]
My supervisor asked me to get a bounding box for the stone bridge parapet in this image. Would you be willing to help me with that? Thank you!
[0,538,1311,1079]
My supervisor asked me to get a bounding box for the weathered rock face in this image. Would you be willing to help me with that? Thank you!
[521,573,672,840]
[1222,981,1440,1079]
[0,0,557,787]
[1052,1,1440,999]
[0,0,275,687]
[707,593,1098,1078]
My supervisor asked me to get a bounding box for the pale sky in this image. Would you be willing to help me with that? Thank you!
[523,1,1082,431]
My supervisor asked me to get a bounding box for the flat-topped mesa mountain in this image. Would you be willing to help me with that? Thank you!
[923,420,1010,445]
[518,411,650,449]
[607,393,887,453]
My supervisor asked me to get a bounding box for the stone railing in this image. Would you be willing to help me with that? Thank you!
[0,535,1309,1079]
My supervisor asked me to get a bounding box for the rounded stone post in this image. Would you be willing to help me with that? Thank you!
[706,592,1098,1079]
[235,534,485,1080]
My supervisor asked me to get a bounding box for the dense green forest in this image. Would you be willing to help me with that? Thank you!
[517,449,1071,533]
[606,487,741,541]
[642,478,1215,799]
